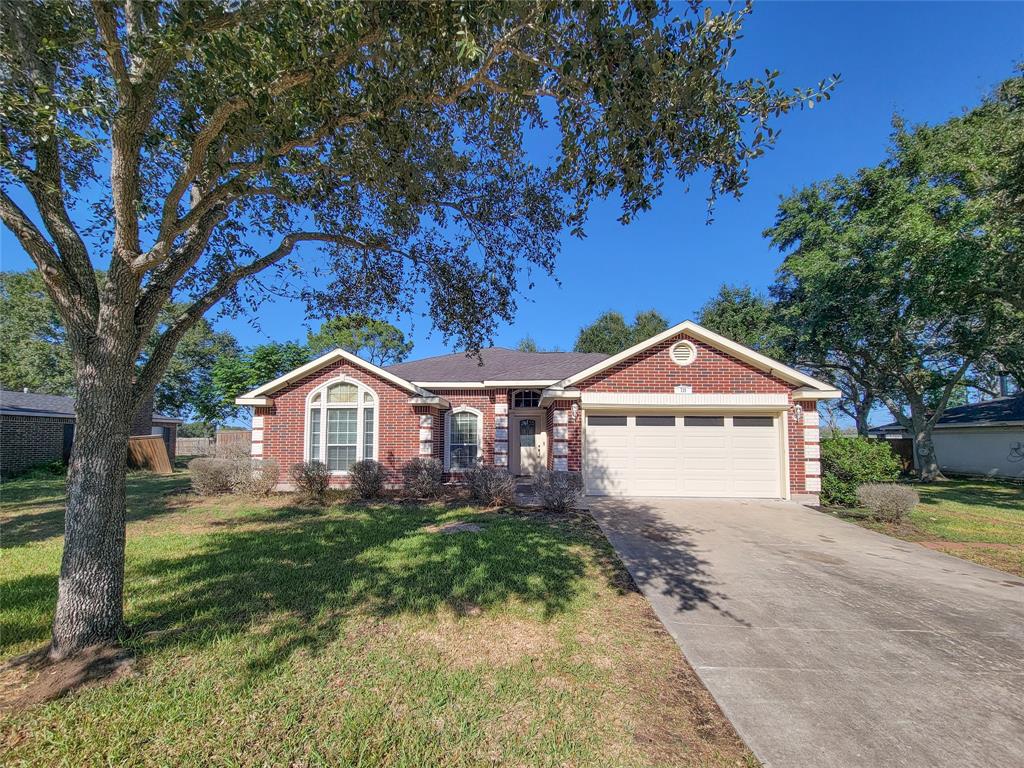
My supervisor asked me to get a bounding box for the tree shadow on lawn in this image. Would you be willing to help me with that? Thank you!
[916,479,1024,514]
[0,472,191,548]
[123,503,603,678]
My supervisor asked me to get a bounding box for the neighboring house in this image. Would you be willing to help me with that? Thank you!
[869,393,1024,479]
[0,389,181,478]
[236,320,839,502]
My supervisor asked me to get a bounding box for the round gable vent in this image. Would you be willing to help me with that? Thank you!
[669,340,697,367]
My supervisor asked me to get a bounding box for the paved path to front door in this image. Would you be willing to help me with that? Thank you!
[588,497,1024,768]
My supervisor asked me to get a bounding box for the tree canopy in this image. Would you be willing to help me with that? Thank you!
[574,309,670,355]
[0,0,834,656]
[211,341,311,410]
[696,284,786,360]
[766,73,1024,476]
[306,315,412,365]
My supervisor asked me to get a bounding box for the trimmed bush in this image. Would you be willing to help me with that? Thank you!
[820,437,901,507]
[532,469,580,513]
[349,459,386,499]
[401,457,445,498]
[857,483,919,523]
[188,457,235,495]
[464,464,516,506]
[291,460,330,502]
[231,458,279,496]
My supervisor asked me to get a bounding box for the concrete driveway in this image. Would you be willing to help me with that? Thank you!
[588,497,1024,768]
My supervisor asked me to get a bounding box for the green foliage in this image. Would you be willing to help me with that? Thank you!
[0,271,73,394]
[306,316,412,366]
[516,336,539,353]
[767,74,1024,475]
[697,284,787,360]
[820,437,901,507]
[574,310,670,355]
[148,304,241,422]
[211,342,311,412]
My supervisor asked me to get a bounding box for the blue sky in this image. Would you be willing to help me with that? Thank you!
[2,1,1021,363]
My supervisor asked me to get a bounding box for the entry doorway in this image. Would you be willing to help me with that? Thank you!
[511,412,548,476]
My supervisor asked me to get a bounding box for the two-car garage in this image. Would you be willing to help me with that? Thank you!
[583,412,785,498]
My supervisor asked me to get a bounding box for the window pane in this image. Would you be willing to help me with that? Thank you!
[514,390,540,408]
[684,416,725,427]
[588,415,627,426]
[734,416,774,427]
[327,383,357,403]
[327,408,357,444]
[636,416,675,426]
[363,391,374,404]
[311,392,321,405]
[452,412,478,444]
[363,407,374,459]
[327,445,356,472]
[309,408,321,460]
[451,445,477,469]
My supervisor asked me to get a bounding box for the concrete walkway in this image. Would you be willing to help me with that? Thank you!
[588,497,1024,768]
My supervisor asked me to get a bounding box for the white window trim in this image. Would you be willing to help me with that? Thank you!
[303,376,379,474]
[444,406,483,472]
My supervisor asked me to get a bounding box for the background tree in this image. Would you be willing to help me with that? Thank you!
[696,284,787,360]
[306,315,412,365]
[147,305,240,422]
[516,336,539,353]
[0,270,74,394]
[574,309,670,355]
[211,341,311,416]
[0,0,832,657]
[767,74,1024,476]
[1,271,239,422]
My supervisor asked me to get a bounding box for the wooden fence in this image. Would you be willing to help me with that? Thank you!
[178,430,252,457]
[178,437,215,456]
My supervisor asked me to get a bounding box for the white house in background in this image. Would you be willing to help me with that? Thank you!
[870,392,1024,479]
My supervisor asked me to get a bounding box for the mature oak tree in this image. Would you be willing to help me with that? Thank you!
[767,75,1024,477]
[574,309,670,355]
[0,0,832,656]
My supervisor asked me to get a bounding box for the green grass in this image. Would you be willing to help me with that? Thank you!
[834,478,1024,576]
[0,471,753,767]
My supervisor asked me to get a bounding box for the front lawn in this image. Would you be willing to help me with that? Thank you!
[830,478,1024,576]
[0,470,754,767]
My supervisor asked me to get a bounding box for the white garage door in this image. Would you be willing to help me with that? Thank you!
[584,413,783,498]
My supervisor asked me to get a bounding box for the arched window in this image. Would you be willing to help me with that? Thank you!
[306,378,378,472]
[512,390,541,408]
[446,406,482,471]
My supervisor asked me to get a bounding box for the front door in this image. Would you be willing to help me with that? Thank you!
[516,417,547,475]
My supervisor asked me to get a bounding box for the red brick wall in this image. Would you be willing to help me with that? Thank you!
[0,415,75,478]
[431,388,509,473]
[575,331,818,496]
[256,359,425,486]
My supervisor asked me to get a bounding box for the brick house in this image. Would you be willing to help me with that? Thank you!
[236,320,839,503]
[0,389,181,478]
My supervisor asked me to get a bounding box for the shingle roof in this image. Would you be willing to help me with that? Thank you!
[871,393,1024,432]
[0,389,181,423]
[384,348,609,383]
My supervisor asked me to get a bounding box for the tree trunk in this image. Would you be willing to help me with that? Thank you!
[909,410,943,483]
[49,370,136,658]
[854,401,872,437]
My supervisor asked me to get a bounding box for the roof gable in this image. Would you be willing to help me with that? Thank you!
[235,348,424,404]
[554,320,838,394]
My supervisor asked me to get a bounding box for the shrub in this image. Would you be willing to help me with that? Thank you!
[349,459,386,499]
[188,457,235,495]
[820,437,901,507]
[532,469,580,513]
[464,464,515,506]
[291,460,330,502]
[231,458,279,496]
[857,483,919,523]
[401,457,445,498]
